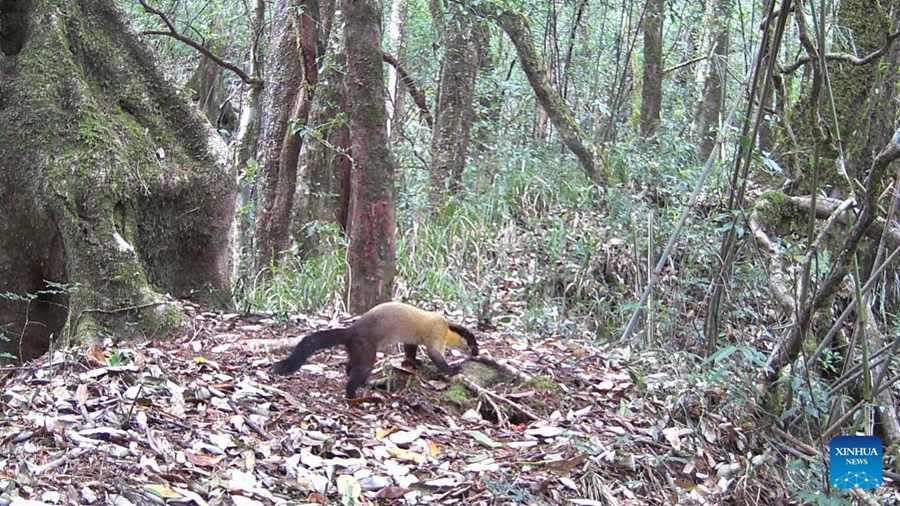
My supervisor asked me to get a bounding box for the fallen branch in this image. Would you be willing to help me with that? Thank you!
[477,389,508,427]
[32,448,91,474]
[760,129,900,386]
[458,376,539,422]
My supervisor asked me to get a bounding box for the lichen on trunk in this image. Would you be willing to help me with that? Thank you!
[0,0,234,361]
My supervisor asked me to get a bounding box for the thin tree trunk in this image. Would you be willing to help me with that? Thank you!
[692,0,729,160]
[294,10,351,255]
[231,0,265,281]
[386,0,408,139]
[470,1,602,183]
[561,0,588,101]
[343,0,397,313]
[599,0,639,144]
[473,19,500,152]
[640,0,663,139]
[383,52,434,128]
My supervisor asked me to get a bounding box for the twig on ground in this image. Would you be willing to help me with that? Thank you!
[227,399,271,439]
[458,376,539,422]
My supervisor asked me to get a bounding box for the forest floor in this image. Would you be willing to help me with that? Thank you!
[1,299,895,505]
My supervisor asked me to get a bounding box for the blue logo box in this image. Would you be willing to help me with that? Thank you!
[830,435,883,489]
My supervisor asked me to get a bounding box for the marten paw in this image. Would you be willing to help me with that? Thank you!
[446,365,463,376]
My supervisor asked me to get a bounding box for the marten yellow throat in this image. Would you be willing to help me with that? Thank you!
[272,302,478,398]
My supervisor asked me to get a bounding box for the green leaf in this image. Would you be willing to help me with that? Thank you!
[465,430,503,448]
[702,344,737,365]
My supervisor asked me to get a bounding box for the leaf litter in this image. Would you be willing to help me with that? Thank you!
[0,300,837,504]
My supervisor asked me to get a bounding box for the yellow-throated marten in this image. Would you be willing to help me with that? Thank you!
[272,302,478,398]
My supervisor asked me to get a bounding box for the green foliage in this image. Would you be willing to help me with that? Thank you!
[482,475,543,504]
[109,348,134,366]
[239,224,347,313]
[0,329,13,360]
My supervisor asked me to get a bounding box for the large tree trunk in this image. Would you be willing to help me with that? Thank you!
[471,1,603,184]
[430,3,478,199]
[830,0,900,177]
[0,0,234,361]
[343,0,397,313]
[640,0,663,139]
[294,10,352,256]
[253,0,320,274]
[252,0,303,273]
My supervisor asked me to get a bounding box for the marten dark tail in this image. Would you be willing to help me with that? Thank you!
[272,328,355,375]
[449,323,478,357]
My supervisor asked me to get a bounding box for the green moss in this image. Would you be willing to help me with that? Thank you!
[160,304,189,328]
[439,383,472,406]
[520,375,558,392]
[761,385,785,417]
[758,189,787,207]
[755,190,791,224]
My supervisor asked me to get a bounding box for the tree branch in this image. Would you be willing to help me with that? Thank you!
[663,54,708,74]
[760,129,900,386]
[138,0,262,87]
[382,52,434,128]
[781,30,900,74]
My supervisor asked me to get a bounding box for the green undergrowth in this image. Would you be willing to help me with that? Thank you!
[241,138,731,347]
[238,234,348,314]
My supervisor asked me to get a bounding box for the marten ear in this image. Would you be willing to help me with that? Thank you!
[449,324,478,356]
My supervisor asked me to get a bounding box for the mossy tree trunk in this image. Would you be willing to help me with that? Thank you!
[343,0,397,313]
[0,0,234,361]
[430,2,478,200]
[829,0,900,178]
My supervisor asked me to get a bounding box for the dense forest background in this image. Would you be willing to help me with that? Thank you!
[3,0,900,502]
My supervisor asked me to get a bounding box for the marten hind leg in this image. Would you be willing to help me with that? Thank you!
[345,343,376,399]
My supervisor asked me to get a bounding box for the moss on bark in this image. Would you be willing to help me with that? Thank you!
[0,0,234,360]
